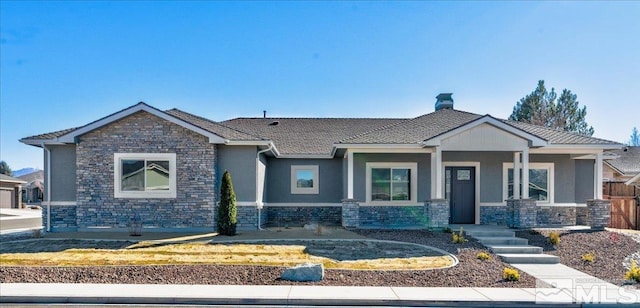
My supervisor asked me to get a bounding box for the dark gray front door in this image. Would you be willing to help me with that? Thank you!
[446,167,475,224]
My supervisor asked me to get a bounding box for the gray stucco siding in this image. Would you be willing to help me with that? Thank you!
[266,158,343,203]
[575,159,595,203]
[217,145,258,202]
[353,153,431,202]
[44,144,77,201]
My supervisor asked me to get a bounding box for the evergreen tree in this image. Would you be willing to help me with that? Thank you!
[510,80,594,136]
[630,127,640,146]
[217,170,237,235]
[0,161,12,176]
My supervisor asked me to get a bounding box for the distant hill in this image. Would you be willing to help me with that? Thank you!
[12,168,41,177]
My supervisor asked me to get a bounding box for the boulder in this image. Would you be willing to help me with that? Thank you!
[281,262,324,282]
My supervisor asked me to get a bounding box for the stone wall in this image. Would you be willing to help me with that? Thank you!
[536,206,576,226]
[359,205,427,229]
[587,199,611,230]
[480,206,507,225]
[424,199,449,228]
[341,199,359,229]
[43,205,78,232]
[74,111,216,231]
[576,206,589,225]
[507,199,537,228]
[263,206,342,227]
[233,206,265,231]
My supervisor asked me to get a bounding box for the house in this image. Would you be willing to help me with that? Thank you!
[20,94,623,232]
[604,146,640,186]
[0,174,27,209]
[17,170,45,204]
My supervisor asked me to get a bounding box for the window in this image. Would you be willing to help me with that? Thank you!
[366,162,418,204]
[114,153,177,198]
[291,165,319,194]
[503,162,554,203]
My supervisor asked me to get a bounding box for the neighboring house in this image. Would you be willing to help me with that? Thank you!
[17,170,44,204]
[0,174,27,209]
[604,146,640,186]
[20,94,623,232]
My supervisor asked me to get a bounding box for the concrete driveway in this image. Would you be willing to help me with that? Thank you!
[0,208,42,232]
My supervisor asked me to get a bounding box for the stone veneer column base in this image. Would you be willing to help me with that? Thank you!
[507,199,537,229]
[586,199,611,230]
[341,199,360,229]
[424,199,449,229]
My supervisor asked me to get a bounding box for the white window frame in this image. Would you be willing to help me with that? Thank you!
[114,153,177,198]
[291,165,319,194]
[503,162,554,204]
[366,162,418,205]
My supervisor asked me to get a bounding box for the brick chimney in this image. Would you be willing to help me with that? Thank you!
[435,93,454,111]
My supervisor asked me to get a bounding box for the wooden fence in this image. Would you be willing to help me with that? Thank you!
[606,182,639,230]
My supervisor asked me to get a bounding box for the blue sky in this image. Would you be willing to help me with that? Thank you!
[1,1,639,170]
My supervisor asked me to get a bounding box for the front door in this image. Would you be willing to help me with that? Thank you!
[446,167,475,224]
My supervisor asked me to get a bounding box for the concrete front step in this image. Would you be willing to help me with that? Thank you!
[488,245,543,254]
[497,253,560,264]
[474,236,528,245]
[465,230,515,238]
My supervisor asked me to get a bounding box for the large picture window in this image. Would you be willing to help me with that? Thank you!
[114,153,177,198]
[366,162,418,204]
[503,162,554,203]
[291,165,319,194]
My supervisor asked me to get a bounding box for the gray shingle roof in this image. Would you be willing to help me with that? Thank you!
[20,127,79,142]
[165,109,263,141]
[502,120,620,145]
[0,174,27,183]
[222,118,404,155]
[606,146,640,175]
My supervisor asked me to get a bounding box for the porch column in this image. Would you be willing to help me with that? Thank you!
[347,150,354,199]
[513,152,520,199]
[521,148,529,199]
[432,147,443,199]
[595,152,603,199]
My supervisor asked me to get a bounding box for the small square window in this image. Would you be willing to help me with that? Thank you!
[291,165,319,194]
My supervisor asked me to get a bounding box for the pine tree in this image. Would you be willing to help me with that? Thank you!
[630,127,640,146]
[0,161,12,176]
[510,80,594,136]
[217,170,237,235]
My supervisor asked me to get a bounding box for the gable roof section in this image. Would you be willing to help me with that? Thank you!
[0,174,27,184]
[605,146,640,176]
[21,103,268,146]
[222,117,404,155]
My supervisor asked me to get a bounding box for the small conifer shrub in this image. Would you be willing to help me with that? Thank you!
[217,170,237,236]
[625,260,640,282]
[503,268,520,282]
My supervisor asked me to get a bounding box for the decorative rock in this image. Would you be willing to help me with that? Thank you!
[281,262,324,282]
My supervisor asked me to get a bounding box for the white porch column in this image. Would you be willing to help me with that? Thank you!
[513,152,521,199]
[521,148,529,199]
[595,152,603,199]
[432,147,443,199]
[347,150,354,199]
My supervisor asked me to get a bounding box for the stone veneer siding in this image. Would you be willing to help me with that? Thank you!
[506,199,537,228]
[43,205,78,232]
[536,206,576,226]
[341,199,359,229]
[232,205,267,230]
[586,199,611,230]
[424,199,449,228]
[480,206,508,225]
[74,111,216,231]
[359,205,427,229]
[263,206,342,227]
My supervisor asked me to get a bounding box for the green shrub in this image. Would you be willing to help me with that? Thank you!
[503,268,520,282]
[581,252,595,263]
[625,260,640,282]
[548,232,561,246]
[452,227,467,244]
[476,252,491,261]
[217,170,237,236]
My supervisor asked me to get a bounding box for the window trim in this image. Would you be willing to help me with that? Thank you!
[114,153,177,198]
[502,162,554,204]
[290,165,319,194]
[365,162,418,205]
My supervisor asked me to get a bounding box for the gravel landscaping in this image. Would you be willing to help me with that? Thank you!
[0,230,535,287]
[516,229,640,287]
